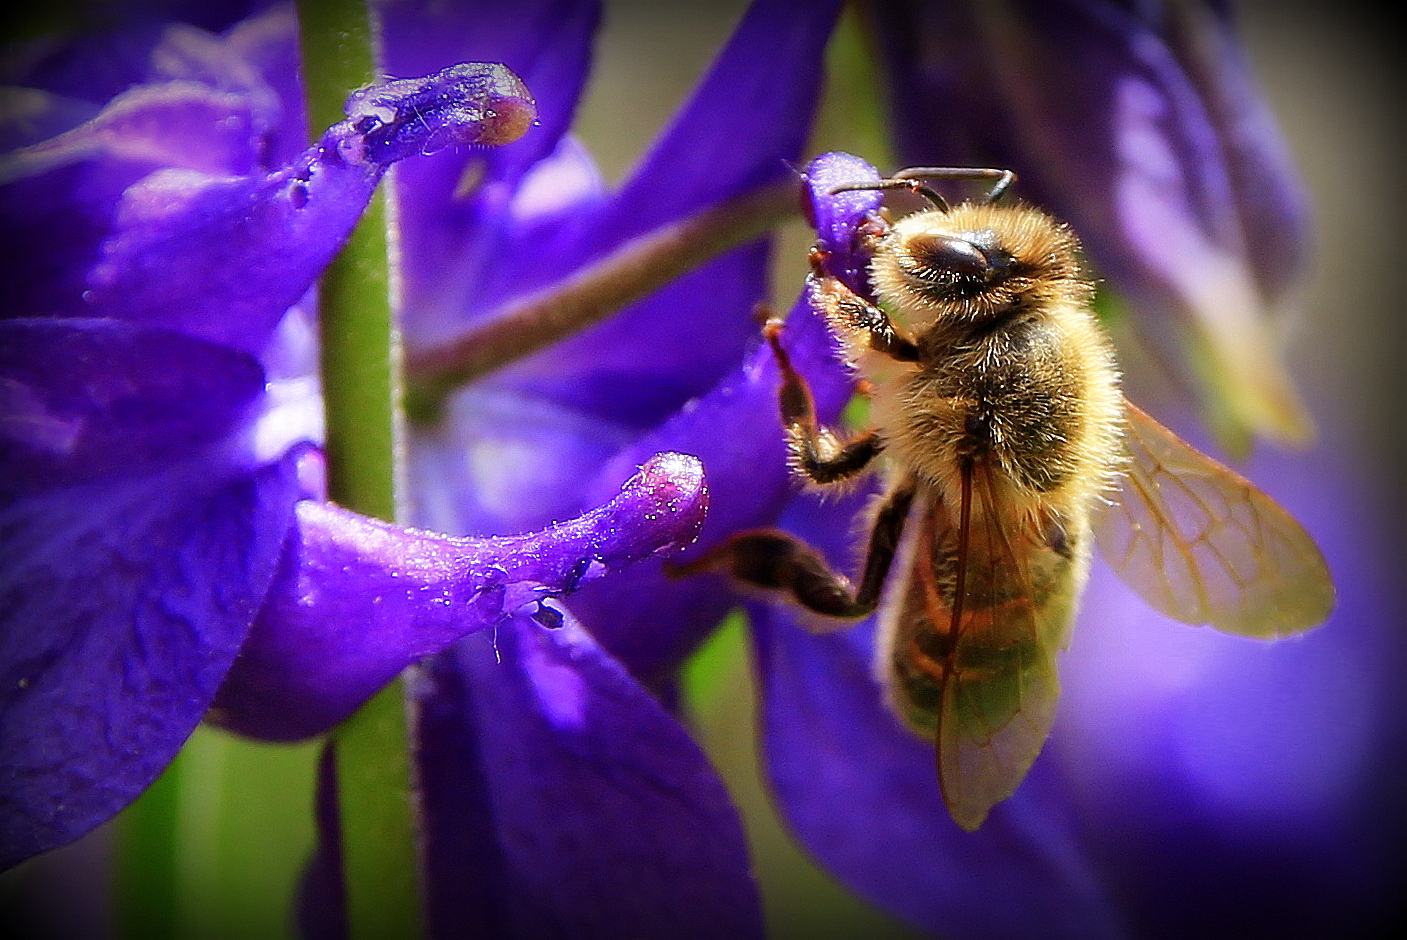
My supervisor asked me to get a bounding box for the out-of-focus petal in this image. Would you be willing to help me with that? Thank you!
[489,0,844,412]
[210,453,707,741]
[866,0,1312,444]
[1,5,298,321]
[597,0,843,239]
[145,7,304,168]
[0,320,299,868]
[0,2,258,105]
[381,0,601,343]
[409,382,633,538]
[412,611,764,939]
[0,82,261,185]
[0,81,259,320]
[1056,433,1399,938]
[1132,1,1312,303]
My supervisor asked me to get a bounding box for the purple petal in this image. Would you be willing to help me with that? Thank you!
[0,318,262,496]
[407,0,843,421]
[1,445,299,869]
[802,151,883,295]
[0,81,262,184]
[412,611,763,939]
[0,82,261,320]
[489,0,844,405]
[147,6,305,170]
[490,245,776,428]
[210,453,707,741]
[81,60,533,355]
[2,7,301,322]
[407,383,633,538]
[2,2,257,105]
[1125,1,1312,302]
[80,152,377,354]
[597,0,842,240]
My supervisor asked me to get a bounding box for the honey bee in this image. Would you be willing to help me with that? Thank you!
[674,167,1335,831]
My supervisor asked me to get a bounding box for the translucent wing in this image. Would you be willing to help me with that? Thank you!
[879,464,1076,831]
[1094,401,1334,637]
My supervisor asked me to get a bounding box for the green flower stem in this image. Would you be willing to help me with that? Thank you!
[404,179,801,421]
[112,732,321,940]
[297,2,424,938]
[113,750,181,939]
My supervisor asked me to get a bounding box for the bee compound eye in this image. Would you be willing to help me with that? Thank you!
[904,232,991,282]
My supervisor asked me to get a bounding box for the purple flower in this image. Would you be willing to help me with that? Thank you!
[8,2,1391,938]
[0,15,702,860]
[1,0,855,933]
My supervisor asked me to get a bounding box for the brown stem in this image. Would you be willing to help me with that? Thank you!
[404,179,801,420]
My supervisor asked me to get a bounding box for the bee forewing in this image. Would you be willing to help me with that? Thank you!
[880,470,1072,831]
[1094,401,1334,638]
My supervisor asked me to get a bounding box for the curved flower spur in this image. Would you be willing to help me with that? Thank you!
[0,56,704,869]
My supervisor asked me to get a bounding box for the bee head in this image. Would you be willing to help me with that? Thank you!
[870,204,1084,323]
[893,225,1015,293]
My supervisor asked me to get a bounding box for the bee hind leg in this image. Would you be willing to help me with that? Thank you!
[665,484,915,623]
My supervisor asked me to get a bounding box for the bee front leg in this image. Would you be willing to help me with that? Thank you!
[666,483,916,623]
[808,248,919,363]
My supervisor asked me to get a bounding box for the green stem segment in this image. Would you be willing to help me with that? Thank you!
[113,749,182,939]
[296,2,424,938]
[404,180,801,421]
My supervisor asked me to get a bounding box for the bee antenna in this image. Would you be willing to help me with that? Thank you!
[829,177,951,211]
[889,166,1017,205]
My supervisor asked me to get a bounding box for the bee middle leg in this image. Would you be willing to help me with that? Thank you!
[762,318,884,485]
[667,483,916,621]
